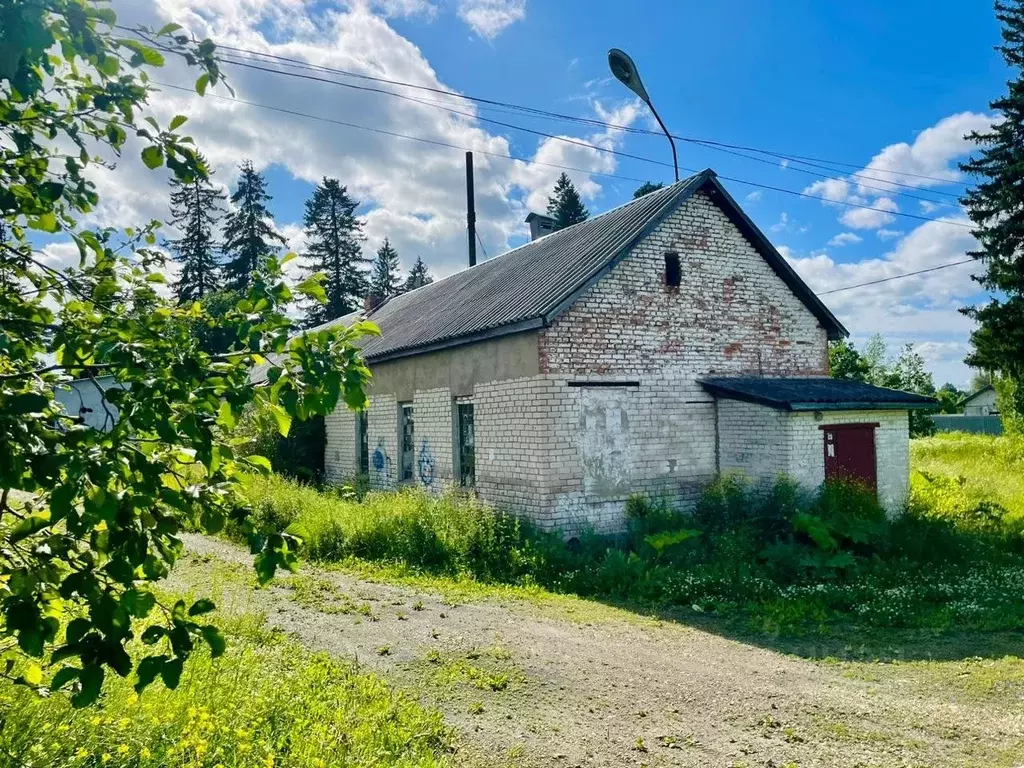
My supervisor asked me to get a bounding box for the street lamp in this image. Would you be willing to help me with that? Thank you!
[607,48,678,182]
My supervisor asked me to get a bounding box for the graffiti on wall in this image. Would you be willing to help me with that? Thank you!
[417,439,435,487]
[372,438,391,482]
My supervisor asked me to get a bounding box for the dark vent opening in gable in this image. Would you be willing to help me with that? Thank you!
[664,252,681,288]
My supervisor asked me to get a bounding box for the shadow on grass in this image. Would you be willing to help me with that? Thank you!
[596,598,1024,663]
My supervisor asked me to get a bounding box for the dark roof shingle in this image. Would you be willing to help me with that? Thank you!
[699,376,937,411]
[311,169,846,363]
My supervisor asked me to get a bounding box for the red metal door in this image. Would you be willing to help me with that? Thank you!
[821,423,878,494]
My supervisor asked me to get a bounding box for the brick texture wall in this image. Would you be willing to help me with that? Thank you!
[717,399,910,515]
[322,189,897,532]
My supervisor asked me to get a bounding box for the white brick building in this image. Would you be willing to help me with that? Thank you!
[317,171,934,531]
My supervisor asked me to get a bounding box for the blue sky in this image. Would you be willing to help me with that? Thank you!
[80,0,1009,386]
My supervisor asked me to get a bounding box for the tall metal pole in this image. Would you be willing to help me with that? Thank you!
[646,102,678,182]
[466,151,477,267]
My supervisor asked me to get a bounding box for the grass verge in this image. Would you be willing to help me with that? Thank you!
[234,434,1024,634]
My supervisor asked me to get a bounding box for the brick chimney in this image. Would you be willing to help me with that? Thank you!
[363,294,385,314]
[525,212,556,241]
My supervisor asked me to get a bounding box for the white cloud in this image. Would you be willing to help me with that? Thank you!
[769,211,789,233]
[856,112,995,195]
[784,215,982,385]
[803,178,850,204]
[839,196,898,229]
[73,0,630,286]
[876,228,904,241]
[744,190,763,203]
[827,232,862,247]
[456,0,526,39]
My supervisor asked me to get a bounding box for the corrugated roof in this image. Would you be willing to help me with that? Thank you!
[306,169,845,363]
[699,376,937,411]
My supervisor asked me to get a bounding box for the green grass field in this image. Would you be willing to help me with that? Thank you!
[0,610,453,768]
[233,433,1024,633]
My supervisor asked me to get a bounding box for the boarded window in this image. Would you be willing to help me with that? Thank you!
[399,404,414,482]
[664,252,681,288]
[580,387,634,501]
[356,410,369,475]
[457,402,475,487]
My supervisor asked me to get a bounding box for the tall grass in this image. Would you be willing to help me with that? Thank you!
[0,612,452,768]
[236,469,1024,632]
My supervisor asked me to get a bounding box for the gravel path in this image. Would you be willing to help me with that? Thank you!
[170,534,1024,768]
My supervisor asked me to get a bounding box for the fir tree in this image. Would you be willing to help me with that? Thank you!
[404,256,433,292]
[960,0,1024,417]
[301,177,367,326]
[369,237,401,298]
[165,155,226,303]
[633,181,664,199]
[221,160,285,291]
[546,172,589,229]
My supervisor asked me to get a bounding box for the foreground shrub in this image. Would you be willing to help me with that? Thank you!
[0,612,452,768]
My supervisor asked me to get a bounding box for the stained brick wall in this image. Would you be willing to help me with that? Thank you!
[532,191,830,530]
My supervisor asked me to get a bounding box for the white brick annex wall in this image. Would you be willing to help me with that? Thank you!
[324,407,356,485]
[716,399,910,514]
[412,388,453,490]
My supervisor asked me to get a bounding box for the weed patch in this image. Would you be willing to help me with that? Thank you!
[0,611,452,768]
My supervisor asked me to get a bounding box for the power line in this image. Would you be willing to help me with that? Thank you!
[177,61,974,231]
[151,79,966,233]
[816,258,975,295]
[206,38,971,191]
[151,81,651,185]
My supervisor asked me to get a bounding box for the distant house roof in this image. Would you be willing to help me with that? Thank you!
[958,384,995,407]
[699,376,937,411]
[309,169,846,364]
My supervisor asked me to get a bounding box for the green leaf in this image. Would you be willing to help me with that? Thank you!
[157,22,183,36]
[23,663,43,686]
[270,403,292,437]
[29,212,59,233]
[50,666,80,691]
[134,655,167,693]
[218,399,236,430]
[140,626,166,645]
[160,657,183,690]
[7,393,49,414]
[188,599,216,617]
[195,73,210,96]
[141,145,164,169]
[200,626,226,658]
[10,513,51,543]
[296,276,327,304]
[72,665,104,708]
[245,455,273,475]
[169,114,188,131]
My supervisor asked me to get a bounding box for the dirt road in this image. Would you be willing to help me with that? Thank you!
[170,534,1024,768]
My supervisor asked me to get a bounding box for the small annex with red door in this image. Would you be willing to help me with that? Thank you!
[700,377,936,515]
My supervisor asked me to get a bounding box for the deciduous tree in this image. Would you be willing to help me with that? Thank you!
[632,181,664,199]
[0,2,375,707]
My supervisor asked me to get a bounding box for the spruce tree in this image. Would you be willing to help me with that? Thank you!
[547,172,589,229]
[960,0,1024,416]
[369,237,401,298]
[165,154,226,303]
[221,160,285,292]
[301,177,367,326]
[633,181,664,199]
[404,256,433,292]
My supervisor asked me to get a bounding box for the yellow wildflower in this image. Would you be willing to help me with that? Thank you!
[101,753,112,764]
[118,744,130,755]
[90,716,102,726]
[140,747,151,759]
[74,747,89,759]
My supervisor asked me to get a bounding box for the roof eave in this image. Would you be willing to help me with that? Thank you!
[364,316,545,364]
